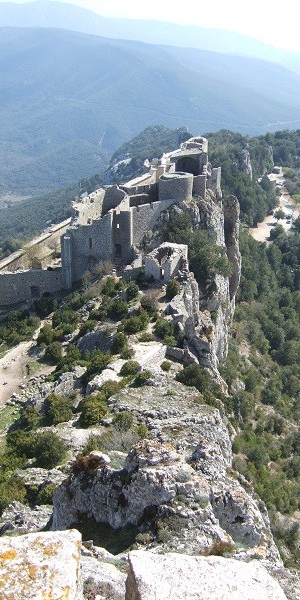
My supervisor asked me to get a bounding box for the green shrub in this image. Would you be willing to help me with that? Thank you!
[44,341,63,364]
[0,477,26,516]
[123,313,149,334]
[6,429,37,459]
[18,405,40,430]
[113,411,134,431]
[108,299,129,320]
[154,318,174,340]
[34,432,67,468]
[166,279,180,300]
[120,346,135,359]
[161,360,172,372]
[37,324,55,346]
[102,277,117,296]
[36,483,56,505]
[120,360,141,376]
[134,370,152,386]
[138,332,155,342]
[140,293,158,315]
[126,282,139,300]
[79,394,108,427]
[176,364,224,403]
[111,332,127,354]
[44,393,73,425]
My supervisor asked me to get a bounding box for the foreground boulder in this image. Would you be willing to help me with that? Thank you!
[126,551,287,600]
[0,529,82,599]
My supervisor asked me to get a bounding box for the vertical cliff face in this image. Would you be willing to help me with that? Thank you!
[157,191,241,381]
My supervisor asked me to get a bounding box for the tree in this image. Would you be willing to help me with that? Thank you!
[79,394,107,427]
[274,209,285,221]
[44,393,73,425]
[34,432,67,468]
[166,279,180,300]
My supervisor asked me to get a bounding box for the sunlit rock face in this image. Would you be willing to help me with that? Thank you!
[0,529,83,599]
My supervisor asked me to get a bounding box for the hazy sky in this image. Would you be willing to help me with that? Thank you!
[3,0,300,51]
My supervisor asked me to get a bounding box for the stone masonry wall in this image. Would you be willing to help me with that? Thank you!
[159,172,193,202]
[102,186,127,216]
[0,269,62,306]
[131,198,180,246]
[73,189,104,225]
[63,212,113,284]
[0,219,71,274]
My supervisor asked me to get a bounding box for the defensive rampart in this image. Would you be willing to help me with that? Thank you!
[0,268,62,306]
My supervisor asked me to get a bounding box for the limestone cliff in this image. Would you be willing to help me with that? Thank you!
[152,191,241,380]
[51,376,279,564]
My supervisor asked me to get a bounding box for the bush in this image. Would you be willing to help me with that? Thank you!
[166,279,180,300]
[140,293,158,315]
[79,394,108,427]
[44,393,73,425]
[120,346,135,359]
[18,405,40,430]
[134,370,152,386]
[138,332,155,342]
[34,432,67,468]
[176,364,223,403]
[44,341,63,364]
[36,483,56,505]
[161,360,172,372]
[111,332,127,354]
[120,360,141,376]
[126,282,139,300]
[6,430,37,459]
[108,299,129,320]
[123,309,149,334]
[0,477,26,516]
[154,318,174,340]
[113,411,134,431]
[37,324,55,346]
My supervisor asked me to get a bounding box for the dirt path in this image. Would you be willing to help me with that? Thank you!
[249,180,298,243]
[0,322,54,406]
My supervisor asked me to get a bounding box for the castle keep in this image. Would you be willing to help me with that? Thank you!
[0,137,222,306]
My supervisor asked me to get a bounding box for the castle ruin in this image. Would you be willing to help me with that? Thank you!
[0,137,222,307]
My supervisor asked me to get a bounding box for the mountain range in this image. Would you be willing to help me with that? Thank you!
[1,0,300,73]
[0,2,300,196]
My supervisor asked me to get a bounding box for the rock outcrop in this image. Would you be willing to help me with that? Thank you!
[51,378,280,563]
[0,529,82,599]
[126,551,287,600]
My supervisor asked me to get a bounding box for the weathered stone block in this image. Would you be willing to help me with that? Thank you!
[0,529,82,599]
[126,551,287,600]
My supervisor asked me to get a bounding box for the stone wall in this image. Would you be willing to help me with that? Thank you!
[102,186,127,216]
[193,174,207,198]
[73,189,104,225]
[145,243,188,282]
[0,268,62,306]
[62,212,113,285]
[159,172,193,202]
[131,198,179,246]
[112,210,132,263]
[0,219,70,274]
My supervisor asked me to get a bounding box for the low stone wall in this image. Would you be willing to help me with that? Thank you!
[0,218,70,274]
[0,268,62,307]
